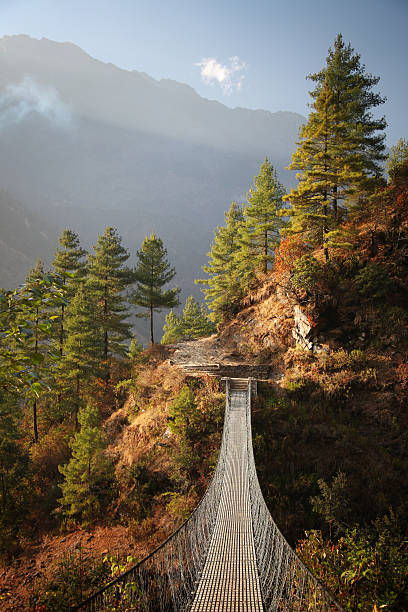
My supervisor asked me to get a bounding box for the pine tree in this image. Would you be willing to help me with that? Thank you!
[22,260,53,442]
[161,297,215,344]
[285,34,386,259]
[310,33,386,193]
[87,227,134,381]
[196,201,244,322]
[240,159,286,275]
[131,233,180,344]
[58,403,113,523]
[161,310,183,344]
[180,296,215,338]
[387,138,408,180]
[52,229,87,356]
[61,284,104,425]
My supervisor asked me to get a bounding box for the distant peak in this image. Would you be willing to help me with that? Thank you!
[1,34,93,59]
[158,78,198,96]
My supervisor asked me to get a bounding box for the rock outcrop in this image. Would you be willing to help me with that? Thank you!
[292,305,325,353]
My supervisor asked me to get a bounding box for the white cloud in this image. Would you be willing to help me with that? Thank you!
[0,76,73,129]
[195,56,247,95]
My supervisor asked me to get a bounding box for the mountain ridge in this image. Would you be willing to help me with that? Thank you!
[0,35,304,340]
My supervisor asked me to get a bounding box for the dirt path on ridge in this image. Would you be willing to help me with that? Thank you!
[168,334,272,379]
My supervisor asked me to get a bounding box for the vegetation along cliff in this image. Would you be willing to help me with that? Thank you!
[1,34,407,611]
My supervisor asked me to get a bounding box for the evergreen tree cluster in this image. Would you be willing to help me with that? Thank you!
[198,158,286,322]
[200,34,392,321]
[2,32,407,610]
[161,296,215,344]
[0,227,181,534]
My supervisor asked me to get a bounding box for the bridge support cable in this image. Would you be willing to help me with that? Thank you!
[246,379,343,611]
[73,377,343,611]
[190,378,263,611]
[72,384,233,611]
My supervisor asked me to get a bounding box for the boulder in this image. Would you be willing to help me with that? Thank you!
[292,305,314,350]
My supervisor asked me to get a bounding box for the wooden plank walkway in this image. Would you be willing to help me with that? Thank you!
[190,381,264,611]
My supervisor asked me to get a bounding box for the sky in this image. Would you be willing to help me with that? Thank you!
[0,0,406,145]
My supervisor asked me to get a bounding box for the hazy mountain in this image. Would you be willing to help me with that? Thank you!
[0,35,304,341]
[0,190,56,288]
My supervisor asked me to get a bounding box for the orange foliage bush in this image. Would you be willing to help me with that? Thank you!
[274,235,307,281]
[396,362,408,391]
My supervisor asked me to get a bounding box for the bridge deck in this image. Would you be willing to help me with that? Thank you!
[190,386,263,611]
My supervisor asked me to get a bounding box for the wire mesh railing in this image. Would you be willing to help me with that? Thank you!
[72,380,232,612]
[73,378,343,611]
[246,379,343,611]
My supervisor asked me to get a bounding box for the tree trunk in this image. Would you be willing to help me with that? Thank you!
[103,289,109,385]
[57,300,65,408]
[323,203,329,262]
[33,306,39,443]
[33,400,38,443]
[150,303,154,344]
[333,183,338,222]
[103,294,108,360]
[59,302,65,356]
[323,109,330,262]
[75,373,80,430]
[264,231,268,274]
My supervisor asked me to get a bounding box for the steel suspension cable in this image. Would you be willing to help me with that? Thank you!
[73,378,343,611]
[246,379,343,611]
[72,381,233,611]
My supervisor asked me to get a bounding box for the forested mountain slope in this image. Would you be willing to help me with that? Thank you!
[2,33,407,612]
[0,35,304,296]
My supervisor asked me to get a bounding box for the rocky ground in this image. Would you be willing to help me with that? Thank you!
[168,334,273,379]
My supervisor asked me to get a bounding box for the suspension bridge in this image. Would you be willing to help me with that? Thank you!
[73,378,342,611]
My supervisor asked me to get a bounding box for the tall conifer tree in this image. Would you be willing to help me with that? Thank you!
[239,158,286,275]
[197,201,244,322]
[87,227,134,381]
[285,34,386,259]
[131,233,180,344]
[61,284,103,425]
[52,229,87,356]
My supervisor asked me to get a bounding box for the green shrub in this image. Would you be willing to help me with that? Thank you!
[284,378,313,400]
[298,511,408,611]
[354,262,395,300]
[292,255,323,294]
[30,547,109,611]
[58,404,115,525]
